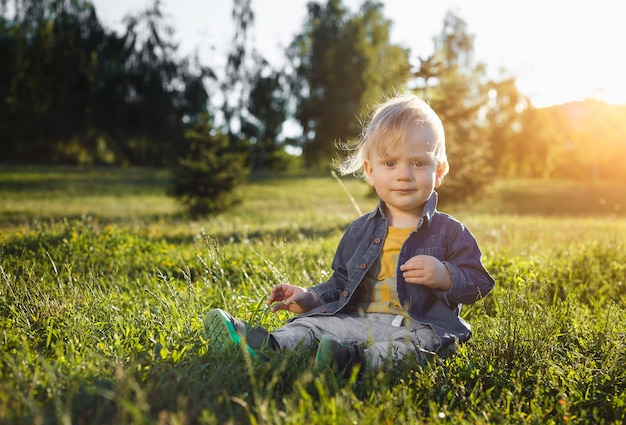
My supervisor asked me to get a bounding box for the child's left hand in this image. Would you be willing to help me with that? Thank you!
[267,283,322,314]
[399,255,452,291]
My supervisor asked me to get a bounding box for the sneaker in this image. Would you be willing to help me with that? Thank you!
[204,308,258,358]
[314,336,364,378]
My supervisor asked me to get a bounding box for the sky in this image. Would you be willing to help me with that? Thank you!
[93,0,626,108]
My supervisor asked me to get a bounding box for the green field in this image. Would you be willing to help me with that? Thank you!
[1,166,626,424]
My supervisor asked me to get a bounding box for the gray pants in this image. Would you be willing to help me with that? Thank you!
[270,313,441,370]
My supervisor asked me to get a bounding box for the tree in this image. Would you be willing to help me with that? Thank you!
[169,0,257,217]
[509,106,568,179]
[0,0,211,166]
[288,0,410,168]
[484,74,529,177]
[240,60,289,170]
[412,11,514,203]
[219,0,255,138]
[169,112,248,218]
[538,100,626,181]
[107,0,200,165]
[0,0,108,162]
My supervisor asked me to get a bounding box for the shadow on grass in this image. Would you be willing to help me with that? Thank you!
[66,344,321,425]
[0,165,170,196]
[66,340,438,425]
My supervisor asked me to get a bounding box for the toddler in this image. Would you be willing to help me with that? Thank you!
[205,93,495,376]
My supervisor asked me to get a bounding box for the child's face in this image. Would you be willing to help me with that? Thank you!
[364,125,444,226]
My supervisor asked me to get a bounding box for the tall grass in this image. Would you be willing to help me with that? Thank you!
[1,166,626,424]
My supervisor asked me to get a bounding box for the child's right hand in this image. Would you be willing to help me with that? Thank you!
[268,283,322,314]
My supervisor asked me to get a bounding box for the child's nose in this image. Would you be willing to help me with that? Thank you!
[397,163,412,179]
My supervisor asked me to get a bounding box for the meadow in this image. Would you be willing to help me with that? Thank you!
[1,166,626,424]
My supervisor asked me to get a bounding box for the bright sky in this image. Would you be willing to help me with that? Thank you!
[93,0,626,107]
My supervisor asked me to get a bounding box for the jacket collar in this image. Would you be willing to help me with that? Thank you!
[367,191,439,228]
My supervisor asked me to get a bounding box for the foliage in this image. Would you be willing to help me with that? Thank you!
[287,0,410,168]
[241,61,290,170]
[412,12,523,203]
[513,100,626,181]
[219,0,255,138]
[0,0,210,166]
[110,1,209,165]
[484,75,528,177]
[2,167,626,423]
[0,0,107,162]
[169,113,248,218]
[3,0,625,186]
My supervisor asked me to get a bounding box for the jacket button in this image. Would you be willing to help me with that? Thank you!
[359,263,367,269]
[343,291,349,298]
[321,308,327,313]
[375,237,381,244]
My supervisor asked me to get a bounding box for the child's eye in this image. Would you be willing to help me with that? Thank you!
[412,161,426,167]
[384,160,395,167]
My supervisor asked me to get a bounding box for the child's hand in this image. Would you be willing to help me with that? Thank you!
[268,283,322,314]
[399,255,452,291]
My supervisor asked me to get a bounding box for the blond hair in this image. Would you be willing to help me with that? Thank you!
[336,93,449,180]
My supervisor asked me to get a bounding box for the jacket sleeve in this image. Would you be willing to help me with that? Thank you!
[307,220,358,304]
[436,220,495,306]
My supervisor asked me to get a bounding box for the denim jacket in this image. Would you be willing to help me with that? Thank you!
[302,192,495,350]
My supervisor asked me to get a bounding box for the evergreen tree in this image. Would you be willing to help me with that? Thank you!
[169,112,248,218]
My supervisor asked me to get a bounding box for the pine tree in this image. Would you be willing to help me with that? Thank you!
[169,113,248,218]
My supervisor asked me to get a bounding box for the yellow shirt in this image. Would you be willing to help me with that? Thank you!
[352,226,413,314]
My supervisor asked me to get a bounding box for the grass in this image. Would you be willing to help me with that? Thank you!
[1,165,626,424]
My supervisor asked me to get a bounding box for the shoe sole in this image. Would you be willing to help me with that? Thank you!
[204,309,257,358]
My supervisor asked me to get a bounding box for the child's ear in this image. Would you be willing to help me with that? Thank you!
[364,160,375,186]
[434,162,448,187]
